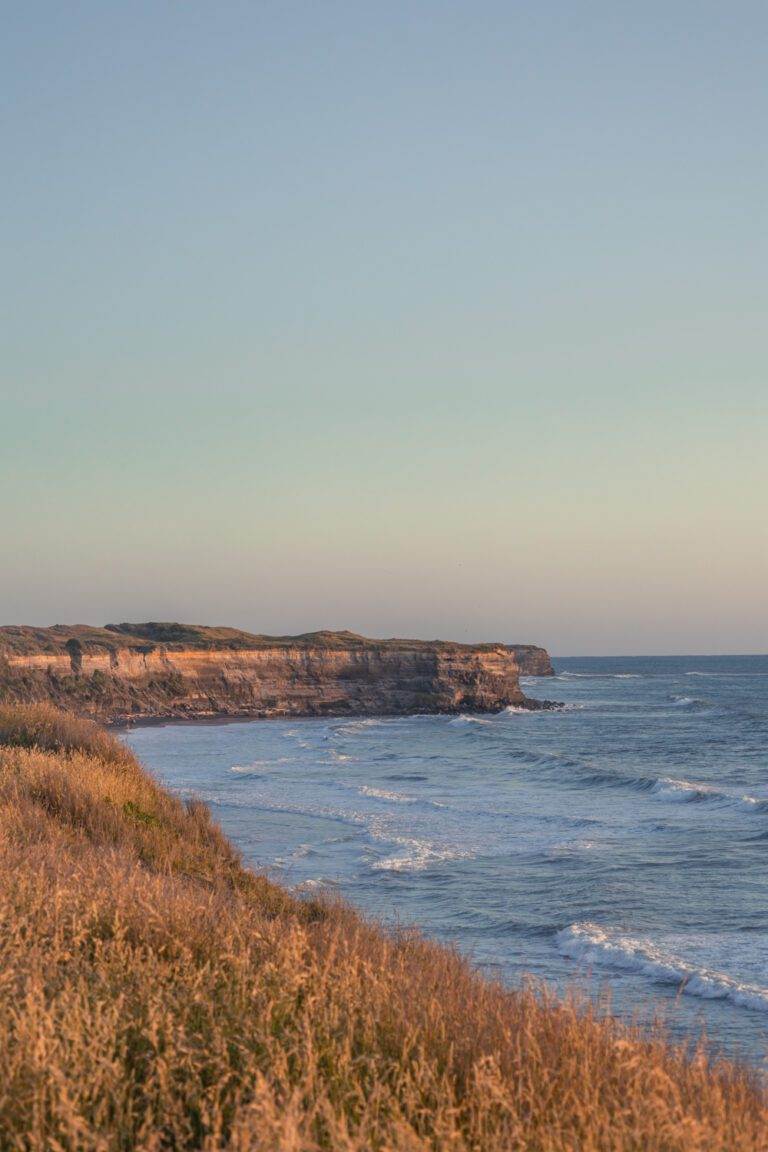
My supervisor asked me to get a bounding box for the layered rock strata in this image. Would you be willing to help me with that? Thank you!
[0,623,555,723]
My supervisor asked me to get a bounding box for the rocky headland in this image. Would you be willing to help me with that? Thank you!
[0,622,556,724]
[507,644,555,677]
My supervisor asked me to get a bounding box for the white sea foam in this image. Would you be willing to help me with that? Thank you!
[359,785,415,803]
[735,794,768,812]
[334,719,384,735]
[230,759,290,774]
[225,786,473,875]
[650,777,713,803]
[448,714,492,726]
[273,843,315,868]
[649,776,768,812]
[371,836,472,872]
[557,923,768,1014]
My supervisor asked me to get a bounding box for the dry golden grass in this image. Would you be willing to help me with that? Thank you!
[0,703,765,1151]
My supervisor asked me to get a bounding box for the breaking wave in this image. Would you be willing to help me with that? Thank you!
[230,759,294,774]
[557,923,768,1014]
[371,836,472,873]
[648,777,768,812]
[333,718,385,735]
[448,714,493,727]
[524,756,768,816]
[358,785,416,803]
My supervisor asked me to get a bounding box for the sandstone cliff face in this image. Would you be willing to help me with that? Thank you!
[507,645,555,676]
[0,624,553,723]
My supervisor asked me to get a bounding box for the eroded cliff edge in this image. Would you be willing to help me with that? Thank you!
[0,623,555,723]
[507,645,555,677]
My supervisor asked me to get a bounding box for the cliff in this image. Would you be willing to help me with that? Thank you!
[507,644,555,676]
[0,623,555,723]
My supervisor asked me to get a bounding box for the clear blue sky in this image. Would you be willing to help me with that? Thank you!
[2,2,766,653]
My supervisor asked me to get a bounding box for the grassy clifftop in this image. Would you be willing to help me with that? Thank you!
[0,622,511,656]
[0,704,764,1151]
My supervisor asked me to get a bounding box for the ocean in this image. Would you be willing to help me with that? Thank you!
[122,654,768,1066]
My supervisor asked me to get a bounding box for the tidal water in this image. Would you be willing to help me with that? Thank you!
[123,655,768,1066]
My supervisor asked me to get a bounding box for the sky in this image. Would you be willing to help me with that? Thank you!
[2,2,766,655]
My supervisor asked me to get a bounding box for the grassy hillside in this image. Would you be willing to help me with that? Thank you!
[0,704,764,1151]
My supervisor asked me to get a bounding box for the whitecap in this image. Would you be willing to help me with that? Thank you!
[334,718,385,735]
[669,694,712,710]
[371,836,472,873]
[649,776,768,812]
[557,923,768,1015]
[359,785,415,803]
[230,755,298,774]
[650,777,712,803]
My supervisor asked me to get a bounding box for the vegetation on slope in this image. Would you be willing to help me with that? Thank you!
[0,703,765,1151]
[0,622,510,656]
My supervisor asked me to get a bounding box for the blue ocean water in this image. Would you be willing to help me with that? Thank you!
[122,655,768,1066]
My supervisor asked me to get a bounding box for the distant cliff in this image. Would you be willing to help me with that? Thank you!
[507,645,555,676]
[0,623,555,723]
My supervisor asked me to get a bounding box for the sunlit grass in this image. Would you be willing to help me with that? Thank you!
[0,703,764,1150]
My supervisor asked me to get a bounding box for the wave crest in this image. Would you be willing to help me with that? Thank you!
[557,923,768,1014]
[371,836,472,873]
[359,785,415,804]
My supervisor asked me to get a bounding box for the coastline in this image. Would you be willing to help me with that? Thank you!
[109,694,564,730]
[2,701,765,1150]
[1,622,557,726]
[124,654,768,1069]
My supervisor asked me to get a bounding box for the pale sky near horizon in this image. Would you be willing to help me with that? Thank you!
[2,2,767,655]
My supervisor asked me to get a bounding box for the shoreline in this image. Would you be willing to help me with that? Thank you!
[110,696,564,731]
[3,701,766,1149]
[1,623,556,728]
